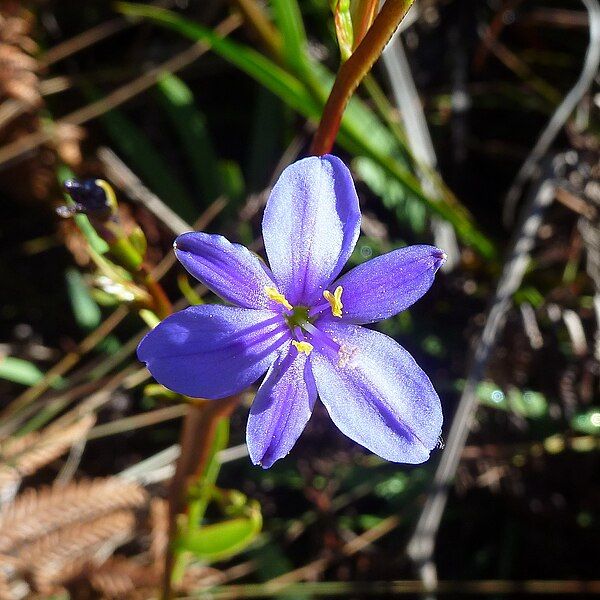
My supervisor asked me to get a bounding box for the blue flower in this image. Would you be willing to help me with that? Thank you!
[138,155,445,468]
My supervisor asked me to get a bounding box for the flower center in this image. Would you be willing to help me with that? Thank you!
[285,305,310,329]
[264,286,344,358]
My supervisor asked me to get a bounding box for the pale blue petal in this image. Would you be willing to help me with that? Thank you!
[247,347,316,468]
[174,232,276,309]
[310,323,442,463]
[137,305,289,399]
[326,245,446,324]
[262,155,360,305]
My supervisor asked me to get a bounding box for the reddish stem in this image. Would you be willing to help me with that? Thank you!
[163,395,240,598]
[353,0,379,48]
[310,0,414,156]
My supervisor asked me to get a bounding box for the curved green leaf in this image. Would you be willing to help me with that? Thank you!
[182,502,262,561]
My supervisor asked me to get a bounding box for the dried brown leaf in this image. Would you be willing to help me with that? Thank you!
[0,476,147,553]
[90,556,160,599]
[0,415,95,495]
[149,498,168,568]
[20,510,136,593]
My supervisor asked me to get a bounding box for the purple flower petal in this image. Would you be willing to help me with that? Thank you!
[137,305,289,399]
[247,347,317,468]
[310,323,442,464]
[325,245,446,324]
[262,155,361,305]
[174,232,276,309]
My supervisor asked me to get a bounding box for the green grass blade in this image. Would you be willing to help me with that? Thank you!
[116,3,496,258]
[65,267,102,331]
[88,85,197,221]
[0,357,63,388]
[247,87,284,189]
[117,3,321,117]
[156,73,222,202]
[270,0,308,73]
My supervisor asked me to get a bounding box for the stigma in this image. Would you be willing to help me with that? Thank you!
[265,286,293,310]
[323,286,343,318]
[292,340,313,355]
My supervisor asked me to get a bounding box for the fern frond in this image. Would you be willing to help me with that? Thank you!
[0,476,147,553]
[0,415,95,499]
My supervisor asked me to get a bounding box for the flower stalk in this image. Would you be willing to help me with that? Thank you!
[310,0,414,156]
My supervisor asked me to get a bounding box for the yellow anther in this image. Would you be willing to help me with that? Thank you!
[292,340,313,355]
[95,179,118,211]
[323,285,343,318]
[265,286,292,310]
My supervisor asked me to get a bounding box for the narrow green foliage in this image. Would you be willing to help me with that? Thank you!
[91,89,197,221]
[65,268,102,331]
[476,381,548,419]
[271,0,309,73]
[157,73,222,202]
[117,3,320,116]
[0,357,62,388]
[330,0,354,61]
[247,88,284,189]
[117,2,496,258]
[218,160,245,201]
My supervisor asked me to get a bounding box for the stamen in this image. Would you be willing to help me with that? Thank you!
[323,286,343,318]
[265,286,293,311]
[292,340,313,355]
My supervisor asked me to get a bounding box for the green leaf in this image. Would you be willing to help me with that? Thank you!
[116,3,321,118]
[65,268,102,331]
[507,388,547,419]
[156,73,222,202]
[353,156,426,232]
[182,502,262,561]
[139,309,161,328]
[476,381,548,419]
[218,160,245,201]
[247,88,284,190]
[116,2,496,259]
[330,0,354,61]
[0,357,62,388]
[271,0,309,73]
[476,381,509,411]
[88,85,197,221]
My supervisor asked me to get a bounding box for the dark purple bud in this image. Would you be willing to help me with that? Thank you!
[62,179,112,217]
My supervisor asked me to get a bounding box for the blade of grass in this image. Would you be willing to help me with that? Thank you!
[0,357,63,388]
[270,0,308,74]
[65,268,102,331]
[91,93,197,221]
[116,3,321,117]
[116,3,495,258]
[246,87,284,189]
[156,73,222,202]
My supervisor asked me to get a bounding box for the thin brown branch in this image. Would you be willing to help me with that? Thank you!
[1,306,129,422]
[230,0,282,59]
[0,14,241,170]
